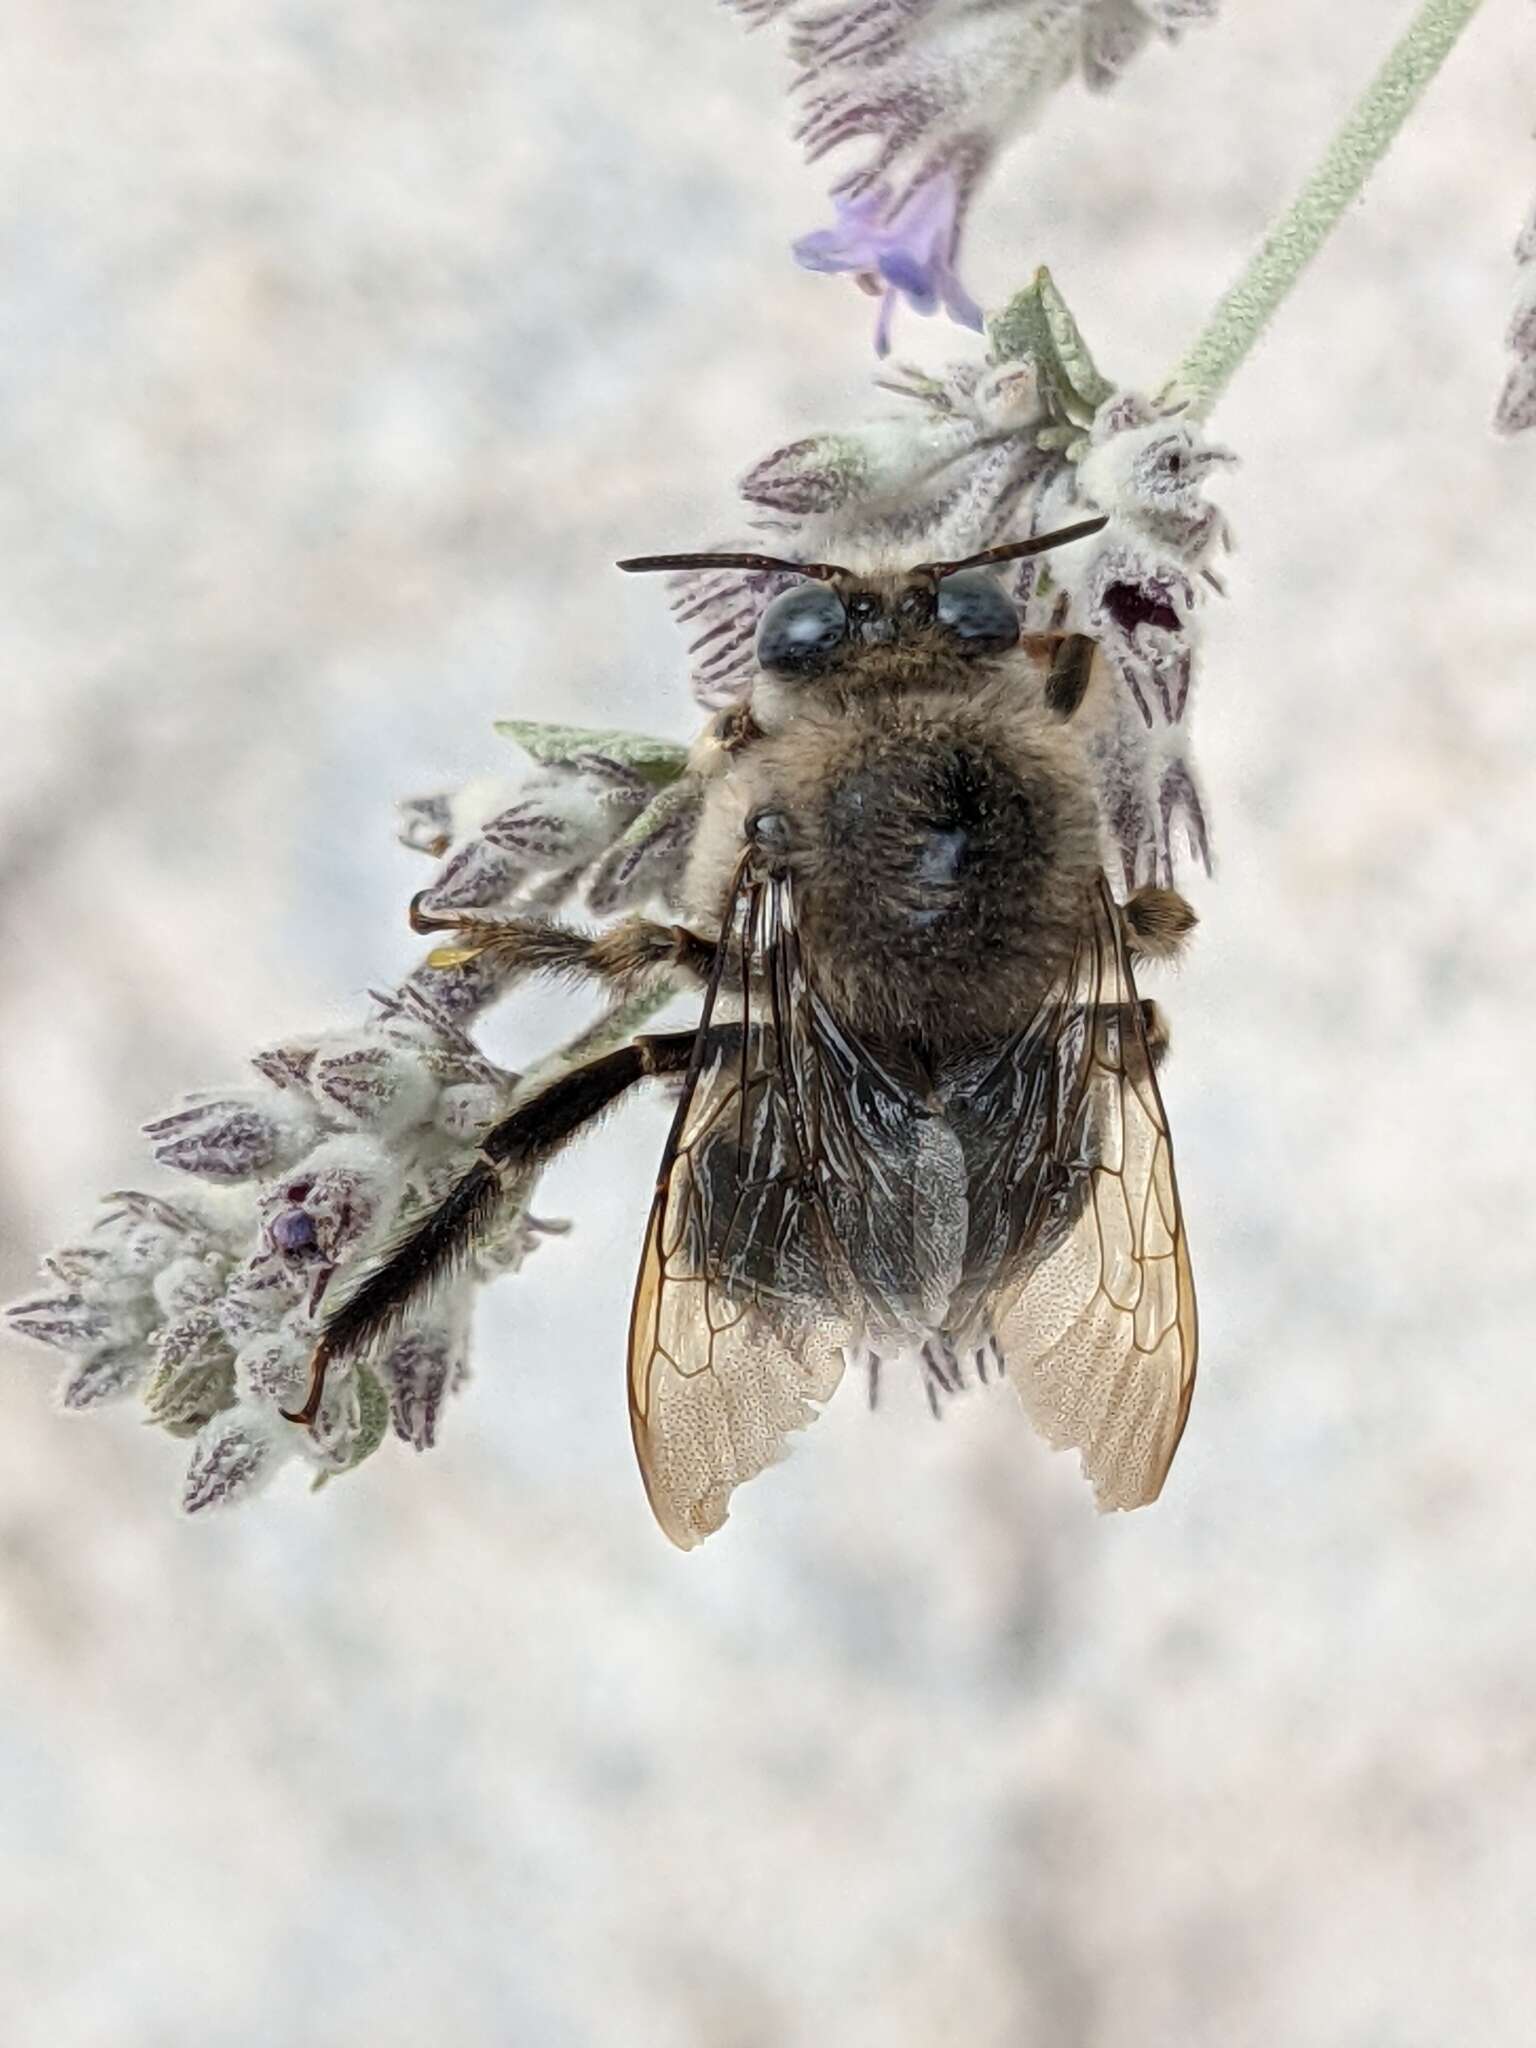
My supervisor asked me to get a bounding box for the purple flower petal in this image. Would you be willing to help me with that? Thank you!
[793,163,982,355]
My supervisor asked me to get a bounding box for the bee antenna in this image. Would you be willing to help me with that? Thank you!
[912,514,1109,579]
[617,551,844,582]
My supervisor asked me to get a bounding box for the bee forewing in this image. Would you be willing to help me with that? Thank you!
[989,883,1197,1507]
[627,1029,855,1550]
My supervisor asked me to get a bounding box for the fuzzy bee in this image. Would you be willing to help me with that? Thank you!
[286,516,1198,1547]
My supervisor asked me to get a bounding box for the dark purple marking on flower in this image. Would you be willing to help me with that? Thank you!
[405,946,520,1026]
[42,1245,119,1290]
[144,1099,292,1183]
[153,1308,230,1373]
[788,0,941,71]
[237,1333,307,1403]
[742,437,855,516]
[312,1043,422,1128]
[417,836,525,914]
[1100,581,1181,638]
[1012,552,1074,633]
[215,1252,311,1341]
[562,754,651,803]
[251,1042,319,1091]
[183,1416,275,1513]
[1101,645,1154,728]
[928,439,1058,561]
[381,1329,457,1452]
[58,1347,146,1411]
[668,567,750,624]
[371,986,511,1090]
[793,162,984,358]
[480,805,572,863]
[6,1292,114,1353]
[687,614,753,659]
[1159,759,1213,880]
[585,799,700,918]
[98,1190,209,1242]
[1097,390,1156,437]
[797,78,938,180]
[1105,778,1152,895]
[667,563,801,709]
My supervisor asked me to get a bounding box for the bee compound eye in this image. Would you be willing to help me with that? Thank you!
[755,584,848,677]
[934,570,1021,656]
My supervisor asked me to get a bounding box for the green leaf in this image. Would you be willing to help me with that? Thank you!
[987,267,1114,432]
[493,719,689,787]
[309,1364,390,1490]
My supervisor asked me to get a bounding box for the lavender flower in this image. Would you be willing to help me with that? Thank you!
[793,167,982,357]
[7,721,695,1510]
[377,1320,471,1452]
[735,0,1219,351]
[411,728,687,919]
[668,270,1232,885]
[5,283,1231,1513]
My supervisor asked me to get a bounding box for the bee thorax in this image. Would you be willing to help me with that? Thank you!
[798,721,1099,1043]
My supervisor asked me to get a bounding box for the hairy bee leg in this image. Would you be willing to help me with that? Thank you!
[1123,885,1198,962]
[283,1026,710,1427]
[1042,632,1098,721]
[407,893,722,989]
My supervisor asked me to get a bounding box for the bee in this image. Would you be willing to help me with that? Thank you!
[285,515,1198,1547]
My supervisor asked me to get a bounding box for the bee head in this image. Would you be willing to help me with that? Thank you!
[753,567,1031,678]
[616,516,1108,685]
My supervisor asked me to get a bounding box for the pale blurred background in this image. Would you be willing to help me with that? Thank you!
[3,4,1535,2043]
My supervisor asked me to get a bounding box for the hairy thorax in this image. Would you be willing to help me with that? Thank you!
[685,665,1104,1049]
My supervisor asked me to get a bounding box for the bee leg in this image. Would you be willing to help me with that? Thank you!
[1041,632,1098,722]
[715,705,763,756]
[283,1026,716,1427]
[1122,885,1198,962]
[408,893,722,990]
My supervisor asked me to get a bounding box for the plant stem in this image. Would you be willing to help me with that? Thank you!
[1162,0,1488,418]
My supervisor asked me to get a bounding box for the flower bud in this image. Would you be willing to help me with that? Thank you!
[379,1324,467,1451]
[56,1347,147,1412]
[258,1135,398,1270]
[6,1292,115,1352]
[182,1404,292,1513]
[309,1037,438,1139]
[144,1090,319,1184]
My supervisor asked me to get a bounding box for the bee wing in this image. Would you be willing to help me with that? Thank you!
[974,878,1197,1508]
[628,878,858,1549]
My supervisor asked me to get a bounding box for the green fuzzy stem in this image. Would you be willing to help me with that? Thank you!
[549,983,679,1069]
[1162,0,1488,418]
